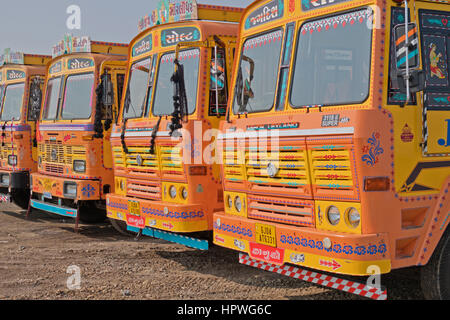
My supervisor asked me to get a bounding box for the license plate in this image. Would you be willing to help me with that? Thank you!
[255,223,276,247]
[43,192,53,200]
[126,214,146,229]
[128,200,140,215]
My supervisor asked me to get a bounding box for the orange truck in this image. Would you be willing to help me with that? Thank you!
[29,36,127,230]
[0,50,51,208]
[106,1,242,249]
[213,0,450,299]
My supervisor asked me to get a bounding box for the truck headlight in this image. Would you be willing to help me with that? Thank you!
[8,155,17,166]
[181,187,188,200]
[227,195,233,209]
[73,160,86,173]
[346,208,360,229]
[327,206,341,226]
[169,185,177,199]
[1,174,10,186]
[234,196,242,212]
[64,182,77,198]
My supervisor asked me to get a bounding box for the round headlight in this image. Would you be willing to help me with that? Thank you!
[227,195,233,209]
[327,206,341,226]
[346,207,360,229]
[169,186,177,199]
[234,196,242,212]
[181,187,188,200]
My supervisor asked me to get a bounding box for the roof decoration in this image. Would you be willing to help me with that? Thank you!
[138,0,198,32]
[0,49,25,66]
[52,34,92,58]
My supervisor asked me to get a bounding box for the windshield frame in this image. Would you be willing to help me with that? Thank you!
[60,72,95,121]
[0,82,26,122]
[232,27,284,115]
[289,7,374,109]
[151,48,201,117]
[123,57,153,120]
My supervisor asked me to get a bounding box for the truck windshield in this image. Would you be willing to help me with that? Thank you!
[42,77,62,120]
[233,29,283,114]
[290,9,373,107]
[123,58,151,119]
[153,49,200,116]
[61,73,95,120]
[1,83,25,121]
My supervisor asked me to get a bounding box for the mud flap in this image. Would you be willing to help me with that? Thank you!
[0,193,11,203]
[239,253,388,301]
[127,226,209,251]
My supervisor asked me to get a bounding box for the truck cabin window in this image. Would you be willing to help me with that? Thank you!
[1,83,25,121]
[62,73,95,120]
[233,29,283,114]
[42,77,62,120]
[123,58,151,119]
[290,9,373,108]
[153,49,200,116]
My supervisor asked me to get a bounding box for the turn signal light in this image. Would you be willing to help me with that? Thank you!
[82,135,94,141]
[189,166,207,176]
[364,177,390,191]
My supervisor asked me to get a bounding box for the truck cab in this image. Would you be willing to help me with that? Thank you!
[29,36,127,230]
[0,51,51,208]
[106,3,242,249]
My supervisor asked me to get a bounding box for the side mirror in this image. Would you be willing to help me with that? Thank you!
[397,69,425,94]
[394,23,420,70]
[102,71,114,106]
[393,22,425,101]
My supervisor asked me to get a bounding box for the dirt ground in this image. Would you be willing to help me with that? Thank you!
[0,202,426,301]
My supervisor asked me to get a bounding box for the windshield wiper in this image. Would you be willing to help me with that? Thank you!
[236,55,255,114]
[169,59,188,136]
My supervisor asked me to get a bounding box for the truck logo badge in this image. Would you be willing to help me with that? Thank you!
[51,148,58,161]
[267,162,279,178]
[136,154,143,166]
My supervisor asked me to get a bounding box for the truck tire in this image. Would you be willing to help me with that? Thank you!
[420,228,450,300]
[78,202,106,224]
[109,218,134,236]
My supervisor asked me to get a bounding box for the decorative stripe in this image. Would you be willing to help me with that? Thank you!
[218,127,355,140]
[39,124,94,131]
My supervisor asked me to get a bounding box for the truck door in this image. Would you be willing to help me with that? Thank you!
[420,9,450,156]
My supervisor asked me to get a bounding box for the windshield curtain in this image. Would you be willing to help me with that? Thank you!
[123,58,152,119]
[153,49,200,116]
[61,73,95,120]
[233,29,283,114]
[290,9,373,107]
[1,83,25,121]
[42,77,62,120]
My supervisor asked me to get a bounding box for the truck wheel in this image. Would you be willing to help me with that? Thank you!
[109,218,134,236]
[420,228,450,300]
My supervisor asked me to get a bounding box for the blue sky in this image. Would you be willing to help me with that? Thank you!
[0,0,253,55]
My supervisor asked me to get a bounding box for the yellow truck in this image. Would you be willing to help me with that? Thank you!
[29,36,127,230]
[0,50,51,208]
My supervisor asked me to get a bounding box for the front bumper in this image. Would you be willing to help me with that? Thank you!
[0,170,30,190]
[107,194,209,233]
[213,212,391,276]
[31,173,100,201]
[0,171,30,203]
